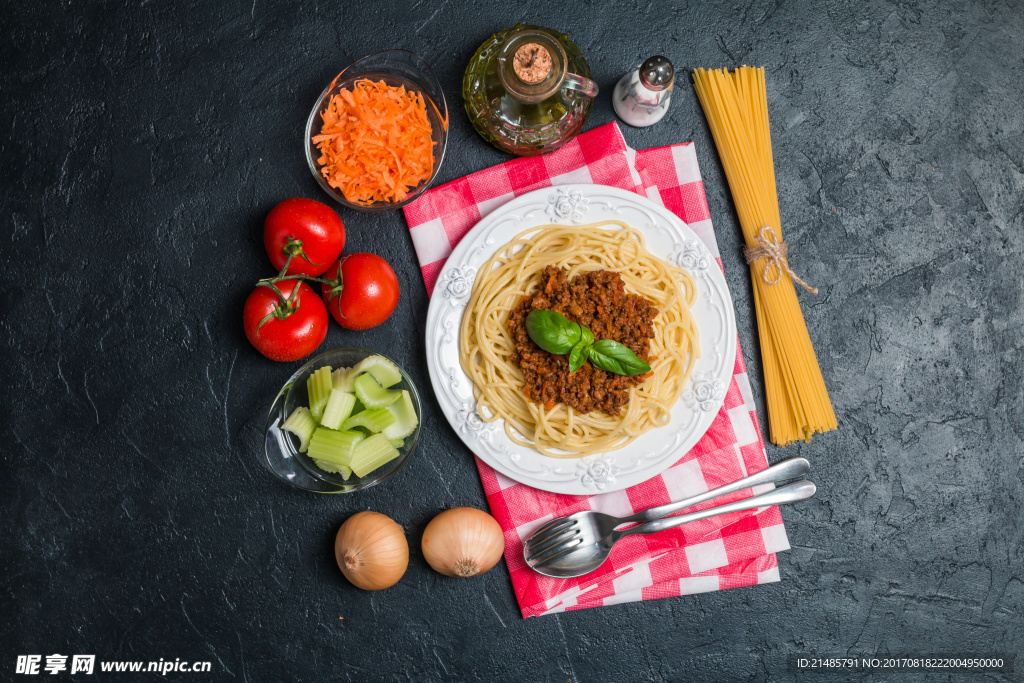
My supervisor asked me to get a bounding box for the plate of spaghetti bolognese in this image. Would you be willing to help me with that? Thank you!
[425,185,736,495]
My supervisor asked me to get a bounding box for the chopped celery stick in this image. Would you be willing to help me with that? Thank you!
[341,408,396,434]
[350,434,401,478]
[313,459,352,479]
[351,355,402,388]
[334,430,365,462]
[307,428,363,468]
[332,367,356,392]
[281,406,317,452]
[388,438,405,449]
[320,389,357,430]
[354,373,402,409]
[307,366,333,422]
[382,390,418,440]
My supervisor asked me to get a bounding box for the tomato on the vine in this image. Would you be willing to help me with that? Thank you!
[264,198,345,276]
[321,253,400,331]
[243,280,328,361]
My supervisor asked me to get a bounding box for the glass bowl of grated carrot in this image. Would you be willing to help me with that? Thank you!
[305,50,449,211]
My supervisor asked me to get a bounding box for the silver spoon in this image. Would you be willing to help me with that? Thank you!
[525,480,816,578]
[525,463,814,579]
[525,456,808,571]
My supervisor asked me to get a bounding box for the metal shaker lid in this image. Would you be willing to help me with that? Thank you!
[639,55,674,91]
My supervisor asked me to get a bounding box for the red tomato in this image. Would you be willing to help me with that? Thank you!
[243,280,328,361]
[264,198,345,276]
[321,253,400,330]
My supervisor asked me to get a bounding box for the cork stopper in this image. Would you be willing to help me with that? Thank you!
[513,43,552,84]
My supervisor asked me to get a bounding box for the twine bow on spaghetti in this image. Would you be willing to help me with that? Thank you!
[743,226,819,295]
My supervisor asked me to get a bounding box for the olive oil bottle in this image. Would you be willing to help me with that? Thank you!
[463,24,598,156]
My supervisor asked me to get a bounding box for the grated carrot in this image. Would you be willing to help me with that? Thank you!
[312,79,436,205]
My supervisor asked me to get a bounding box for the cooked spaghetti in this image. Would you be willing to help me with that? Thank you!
[459,222,699,457]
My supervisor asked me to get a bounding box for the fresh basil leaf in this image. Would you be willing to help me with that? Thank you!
[588,339,651,376]
[525,309,582,355]
[581,325,594,345]
[568,340,590,373]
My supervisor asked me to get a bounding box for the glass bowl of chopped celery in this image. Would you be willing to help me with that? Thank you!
[304,49,449,212]
[264,347,422,493]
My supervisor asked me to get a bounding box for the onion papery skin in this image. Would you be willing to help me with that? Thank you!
[421,507,504,578]
[335,511,409,590]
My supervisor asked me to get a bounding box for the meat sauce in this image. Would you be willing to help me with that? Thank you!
[508,266,657,415]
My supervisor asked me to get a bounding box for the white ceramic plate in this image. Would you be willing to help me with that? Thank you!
[425,185,736,495]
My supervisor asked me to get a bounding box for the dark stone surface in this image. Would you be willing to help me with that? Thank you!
[2,0,1022,681]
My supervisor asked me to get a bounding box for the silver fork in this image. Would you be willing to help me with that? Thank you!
[524,457,812,578]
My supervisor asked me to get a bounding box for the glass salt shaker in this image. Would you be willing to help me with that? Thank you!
[612,55,674,127]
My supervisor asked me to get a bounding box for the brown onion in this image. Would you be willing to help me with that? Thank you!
[335,511,408,590]
[421,507,504,578]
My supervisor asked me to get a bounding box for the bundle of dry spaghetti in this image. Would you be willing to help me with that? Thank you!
[692,66,836,446]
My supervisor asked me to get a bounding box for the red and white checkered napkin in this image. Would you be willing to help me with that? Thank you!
[403,122,790,618]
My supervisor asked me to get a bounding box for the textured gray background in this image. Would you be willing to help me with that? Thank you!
[2,0,1022,681]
